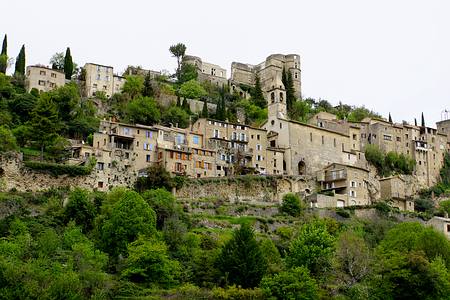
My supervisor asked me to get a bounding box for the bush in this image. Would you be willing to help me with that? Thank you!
[280,193,304,217]
[136,164,174,192]
[24,158,96,177]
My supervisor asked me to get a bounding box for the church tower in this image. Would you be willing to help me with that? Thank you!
[267,77,287,119]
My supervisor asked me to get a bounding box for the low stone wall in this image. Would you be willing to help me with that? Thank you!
[175,175,315,205]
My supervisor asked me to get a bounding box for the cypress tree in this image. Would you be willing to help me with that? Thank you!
[252,74,266,108]
[182,97,190,113]
[14,45,25,76]
[142,72,154,97]
[0,34,7,73]
[286,70,296,112]
[421,112,425,127]
[388,113,392,123]
[1,35,6,55]
[176,95,181,107]
[281,67,287,88]
[414,118,418,127]
[201,98,208,118]
[64,47,73,80]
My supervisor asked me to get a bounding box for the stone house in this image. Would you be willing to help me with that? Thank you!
[379,176,415,211]
[84,63,124,97]
[25,65,66,92]
[428,216,450,239]
[316,163,371,207]
[183,55,228,87]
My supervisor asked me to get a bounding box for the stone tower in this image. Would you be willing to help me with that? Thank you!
[267,77,287,119]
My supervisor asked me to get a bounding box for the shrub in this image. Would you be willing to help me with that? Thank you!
[280,193,304,217]
[24,157,95,177]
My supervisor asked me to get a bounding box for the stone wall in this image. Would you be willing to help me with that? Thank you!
[175,175,316,205]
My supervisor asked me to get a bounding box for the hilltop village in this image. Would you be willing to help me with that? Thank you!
[15,49,450,214]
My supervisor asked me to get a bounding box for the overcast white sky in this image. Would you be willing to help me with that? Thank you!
[2,0,450,126]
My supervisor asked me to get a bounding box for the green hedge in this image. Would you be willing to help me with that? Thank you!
[24,158,96,177]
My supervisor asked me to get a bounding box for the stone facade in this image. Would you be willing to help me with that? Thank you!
[25,65,66,92]
[379,176,415,211]
[183,55,228,86]
[427,216,450,239]
[231,54,301,99]
[84,63,124,97]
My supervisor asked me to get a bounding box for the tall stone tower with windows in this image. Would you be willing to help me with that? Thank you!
[267,77,287,119]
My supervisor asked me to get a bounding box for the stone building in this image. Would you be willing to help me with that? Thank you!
[84,63,125,98]
[316,163,371,207]
[25,65,66,92]
[122,65,161,78]
[379,176,415,211]
[230,54,301,99]
[428,216,450,239]
[183,55,228,86]
[191,118,270,176]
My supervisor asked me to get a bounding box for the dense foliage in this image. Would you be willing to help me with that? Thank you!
[365,144,416,176]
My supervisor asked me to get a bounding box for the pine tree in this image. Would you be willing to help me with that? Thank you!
[389,113,392,123]
[14,45,25,76]
[0,34,7,74]
[252,74,266,108]
[64,47,73,80]
[201,98,208,118]
[286,70,296,112]
[142,72,154,97]
[216,223,267,288]
[414,118,418,126]
[421,112,425,127]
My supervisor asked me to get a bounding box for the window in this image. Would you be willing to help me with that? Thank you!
[123,127,131,135]
[97,74,101,80]
[106,75,110,81]
[333,138,336,147]
[257,134,260,140]
[175,134,185,145]
[38,80,46,86]
[214,129,219,138]
[93,83,97,88]
[350,190,356,198]
[294,72,298,79]
[97,66,101,72]
[193,135,199,145]
[321,136,324,145]
[383,135,392,141]
[280,123,283,129]
[51,73,57,78]
[146,131,153,138]
[351,181,356,188]
[232,132,237,140]
[353,134,357,140]
[98,181,104,188]
[257,155,262,161]
[240,133,246,141]
[97,162,104,170]
[310,133,313,142]
[40,70,46,75]
[146,154,151,162]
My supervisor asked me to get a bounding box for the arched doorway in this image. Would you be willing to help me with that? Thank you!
[298,161,306,175]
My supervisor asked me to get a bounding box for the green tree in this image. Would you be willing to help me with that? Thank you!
[440,153,450,186]
[142,188,180,229]
[285,69,296,113]
[9,92,37,124]
[29,96,62,160]
[0,126,18,152]
[439,199,450,216]
[290,100,312,122]
[169,43,187,81]
[161,105,190,128]
[63,47,73,80]
[64,188,97,232]
[201,98,208,118]
[136,164,174,192]
[123,75,144,99]
[251,74,266,108]
[14,45,25,76]
[46,135,70,162]
[49,52,64,70]
[12,124,32,147]
[142,72,154,97]
[287,219,335,274]
[216,223,267,288]
[122,236,181,286]
[261,267,319,300]
[179,79,207,99]
[98,190,156,256]
[421,112,426,127]
[125,96,160,125]
[0,34,7,73]
[179,61,198,83]
[280,193,305,217]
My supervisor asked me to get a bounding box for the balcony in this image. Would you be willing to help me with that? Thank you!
[324,169,347,182]
[172,144,192,153]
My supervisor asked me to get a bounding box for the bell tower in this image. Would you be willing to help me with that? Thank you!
[267,81,287,119]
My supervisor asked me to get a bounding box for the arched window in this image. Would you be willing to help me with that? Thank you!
[298,161,306,175]
[271,92,275,103]
[280,92,284,102]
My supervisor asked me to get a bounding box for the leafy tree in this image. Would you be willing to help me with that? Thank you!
[0,126,18,152]
[347,106,380,122]
[64,188,97,232]
[169,43,187,81]
[334,231,371,289]
[49,52,64,70]
[63,47,73,80]
[123,75,144,99]
[161,105,190,128]
[259,238,283,275]
[68,98,99,139]
[260,267,319,300]
[280,193,305,217]
[440,153,450,186]
[234,99,267,126]
[179,79,207,99]
[12,124,32,147]
[9,92,37,124]
[216,223,267,288]
[287,219,335,274]
[438,199,450,216]
[98,190,156,256]
[0,34,7,73]
[46,135,70,162]
[14,45,25,76]
[179,61,198,83]
[136,164,174,192]
[122,236,181,287]
[142,188,180,229]
[290,100,312,122]
[251,74,266,108]
[201,98,208,118]
[125,96,160,125]
[142,72,154,97]
[29,96,62,160]
[50,83,79,123]
[285,69,296,112]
